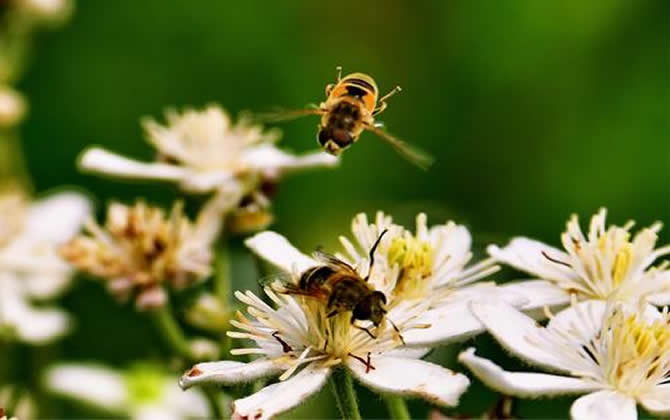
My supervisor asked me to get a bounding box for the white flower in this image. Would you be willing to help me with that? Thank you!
[0,188,90,344]
[78,105,338,199]
[0,87,27,127]
[336,212,526,346]
[61,198,219,310]
[178,211,525,419]
[459,299,670,420]
[16,0,73,23]
[490,208,670,315]
[44,363,219,420]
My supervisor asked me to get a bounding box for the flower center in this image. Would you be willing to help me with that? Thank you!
[388,233,434,299]
[605,311,670,395]
[124,365,164,405]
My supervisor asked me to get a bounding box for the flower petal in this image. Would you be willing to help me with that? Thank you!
[25,192,91,244]
[469,300,572,372]
[639,384,670,416]
[347,356,470,407]
[242,144,339,173]
[458,348,598,398]
[498,279,571,315]
[648,290,670,306]
[244,231,317,274]
[232,363,330,420]
[1,288,71,344]
[179,359,283,390]
[44,364,128,413]
[488,238,576,283]
[546,300,607,339]
[79,147,188,183]
[570,390,636,420]
[402,301,485,347]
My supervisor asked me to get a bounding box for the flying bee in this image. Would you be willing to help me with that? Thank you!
[259,66,434,170]
[265,229,403,341]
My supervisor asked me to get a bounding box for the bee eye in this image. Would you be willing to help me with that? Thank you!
[317,129,330,146]
[332,129,352,147]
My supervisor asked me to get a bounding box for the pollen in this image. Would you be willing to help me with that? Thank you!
[605,310,670,396]
[60,201,212,308]
[388,232,434,299]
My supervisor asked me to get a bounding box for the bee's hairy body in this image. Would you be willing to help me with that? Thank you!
[318,73,378,154]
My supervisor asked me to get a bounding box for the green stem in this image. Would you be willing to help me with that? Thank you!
[214,242,231,306]
[203,387,225,420]
[150,305,194,361]
[329,368,362,420]
[384,395,411,420]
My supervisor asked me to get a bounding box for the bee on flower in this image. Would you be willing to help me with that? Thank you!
[490,208,670,315]
[459,298,670,420]
[78,104,339,233]
[60,199,218,310]
[0,183,90,344]
[178,211,526,419]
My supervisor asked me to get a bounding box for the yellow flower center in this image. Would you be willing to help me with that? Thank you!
[597,230,633,288]
[388,234,434,299]
[606,312,670,395]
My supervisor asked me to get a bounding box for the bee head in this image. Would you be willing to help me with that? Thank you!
[317,128,353,155]
[353,291,387,327]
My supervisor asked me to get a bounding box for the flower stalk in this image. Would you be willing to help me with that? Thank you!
[150,305,194,361]
[384,395,411,420]
[329,368,362,420]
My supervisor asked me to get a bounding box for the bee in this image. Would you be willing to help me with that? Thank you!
[266,229,403,341]
[260,66,434,170]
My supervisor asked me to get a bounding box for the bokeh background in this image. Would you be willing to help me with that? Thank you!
[13,0,670,417]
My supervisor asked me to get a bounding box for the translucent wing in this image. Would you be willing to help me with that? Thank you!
[255,108,324,124]
[365,125,434,170]
[258,271,298,291]
[313,248,357,275]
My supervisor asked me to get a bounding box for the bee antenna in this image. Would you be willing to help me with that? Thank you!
[366,229,389,281]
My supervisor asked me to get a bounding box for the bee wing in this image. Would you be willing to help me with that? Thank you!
[255,107,325,124]
[365,125,435,170]
[313,248,357,275]
[258,271,298,291]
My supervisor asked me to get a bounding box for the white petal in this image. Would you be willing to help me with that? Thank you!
[546,300,607,338]
[570,390,637,420]
[244,231,317,274]
[25,192,91,244]
[639,384,670,416]
[232,363,330,420]
[79,147,188,183]
[488,238,576,283]
[402,301,485,347]
[347,356,470,407]
[648,290,670,306]
[23,270,73,300]
[1,293,71,344]
[498,279,571,315]
[44,364,128,412]
[458,348,598,398]
[179,359,282,389]
[383,347,432,359]
[242,144,339,173]
[157,382,211,419]
[469,301,572,372]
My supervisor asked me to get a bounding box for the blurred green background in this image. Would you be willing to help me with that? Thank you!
[14,0,670,417]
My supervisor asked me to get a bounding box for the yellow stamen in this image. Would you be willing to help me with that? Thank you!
[388,233,434,299]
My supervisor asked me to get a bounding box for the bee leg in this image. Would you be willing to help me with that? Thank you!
[348,351,376,373]
[271,331,293,353]
[387,319,406,346]
[322,337,329,352]
[327,310,339,318]
[372,101,387,116]
[353,323,377,340]
[364,228,389,281]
